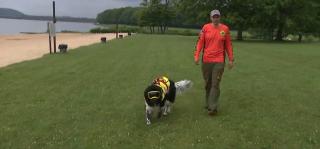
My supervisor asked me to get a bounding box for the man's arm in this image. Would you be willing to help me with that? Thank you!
[194,27,206,60]
[225,28,234,61]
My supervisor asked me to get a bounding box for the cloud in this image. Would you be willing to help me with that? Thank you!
[0,0,141,18]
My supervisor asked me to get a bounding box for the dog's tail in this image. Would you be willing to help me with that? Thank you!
[174,80,193,96]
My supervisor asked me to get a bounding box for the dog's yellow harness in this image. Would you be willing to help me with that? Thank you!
[148,76,170,101]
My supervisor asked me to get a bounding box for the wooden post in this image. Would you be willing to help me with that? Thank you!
[116,23,118,39]
[48,22,52,54]
[53,1,57,53]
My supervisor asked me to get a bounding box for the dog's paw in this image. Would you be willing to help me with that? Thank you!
[146,121,151,125]
[166,108,171,114]
[163,106,171,116]
[163,112,167,116]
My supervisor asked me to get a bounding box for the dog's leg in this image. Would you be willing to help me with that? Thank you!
[167,102,172,114]
[165,101,173,115]
[163,101,172,116]
[145,106,153,125]
[157,106,165,118]
[157,99,166,118]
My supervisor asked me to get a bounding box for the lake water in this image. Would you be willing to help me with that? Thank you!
[0,18,101,35]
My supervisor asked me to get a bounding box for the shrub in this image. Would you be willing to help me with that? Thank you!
[88,25,200,36]
[89,26,140,33]
[166,29,181,35]
[60,30,82,33]
[291,35,298,41]
[181,29,198,36]
[242,34,249,39]
[305,35,316,42]
[247,28,267,39]
[89,27,102,33]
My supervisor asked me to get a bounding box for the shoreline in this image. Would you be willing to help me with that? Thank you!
[0,18,106,36]
[0,16,96,24]
[0,31,92,36]
[0,31,117,37]
[0,32,129,68]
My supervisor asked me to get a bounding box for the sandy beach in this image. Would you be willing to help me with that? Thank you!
[0,33,128,68]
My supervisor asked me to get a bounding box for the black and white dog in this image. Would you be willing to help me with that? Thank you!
[144,76,193,125]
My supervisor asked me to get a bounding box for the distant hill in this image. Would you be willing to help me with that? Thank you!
[0,8,25,17]
[0,8,96,23]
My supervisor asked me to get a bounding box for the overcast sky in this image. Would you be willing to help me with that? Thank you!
[0,0,141,18]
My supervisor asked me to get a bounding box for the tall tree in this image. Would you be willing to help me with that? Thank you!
[250,0,320,41]
[162,0,177,33]
[176,0,222,25]
[318,4,320,41]
[177,0,259,40]
[137,0,177,34]
[287,0,320,42]
[250,0,278,40]
[221,0,260,41]
[96,7,142,25]
[135,7,157,33]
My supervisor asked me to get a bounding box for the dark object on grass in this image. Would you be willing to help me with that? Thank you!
[101,37,106,43]
[119,35,123,39]
[128,32,131,36]
[58,44,68,53]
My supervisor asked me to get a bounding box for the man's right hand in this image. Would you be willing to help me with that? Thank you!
[195,59,199,65]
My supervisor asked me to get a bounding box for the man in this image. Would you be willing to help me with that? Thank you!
[194,9,234,115]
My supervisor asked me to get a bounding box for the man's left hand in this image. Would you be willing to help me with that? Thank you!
[229,60,233,69]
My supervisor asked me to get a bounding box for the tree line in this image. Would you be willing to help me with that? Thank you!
[95,1,204,30]
[96,0,320,41]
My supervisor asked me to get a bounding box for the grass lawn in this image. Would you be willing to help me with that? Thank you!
[0,34,319,149]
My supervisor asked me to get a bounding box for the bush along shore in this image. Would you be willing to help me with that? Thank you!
[89,25,200,36]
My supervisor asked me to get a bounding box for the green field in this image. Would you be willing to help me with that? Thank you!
[0,34,319,149]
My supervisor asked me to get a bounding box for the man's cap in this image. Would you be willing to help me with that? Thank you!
[210,10,221,16]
